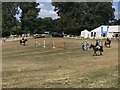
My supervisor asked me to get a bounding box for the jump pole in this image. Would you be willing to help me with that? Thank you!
[52,41,55,48]
[63,41,65,49]
[35,39,38,47]
[43,40,46,48]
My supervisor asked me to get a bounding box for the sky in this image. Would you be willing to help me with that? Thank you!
[36,2,60,19]
[112,1,120,19]
[15,0,120,20]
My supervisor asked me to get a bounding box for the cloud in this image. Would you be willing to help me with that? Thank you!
[38,4,60,19]
[15,6,22,22]
[36,4,45,9]
[40,4,45,8]
[112,6,116,10]
[38,8,60,19]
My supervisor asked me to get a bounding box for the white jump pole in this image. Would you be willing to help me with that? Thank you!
[43,40,46,48]
[63,41,65,49]
[53,41,55,48]
[35,40,38,46]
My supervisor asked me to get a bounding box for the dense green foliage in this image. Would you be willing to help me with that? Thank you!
[2,2,17,37]
[2,2,119,37]
[2,2,40,37]
[52,2,115,35]
[18,2,40,34]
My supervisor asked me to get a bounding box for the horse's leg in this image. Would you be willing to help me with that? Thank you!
[20,41,21,44]
[100,51,102,55]
[93,51,95,56]
[105,42,106,47]
[93,52,95,56]
[95,51,97,56]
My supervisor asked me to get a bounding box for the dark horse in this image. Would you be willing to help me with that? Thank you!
[20,39,27,46]
[105,38,111,48]
[89,44,104,56]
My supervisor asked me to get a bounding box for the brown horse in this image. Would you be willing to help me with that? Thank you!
[89,44,104,56]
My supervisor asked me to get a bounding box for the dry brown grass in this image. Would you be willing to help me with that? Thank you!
[2,37,118,88]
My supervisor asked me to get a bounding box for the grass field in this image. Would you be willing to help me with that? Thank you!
[2,37,118,88]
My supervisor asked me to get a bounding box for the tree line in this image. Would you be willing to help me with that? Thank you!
[2,2,120,37]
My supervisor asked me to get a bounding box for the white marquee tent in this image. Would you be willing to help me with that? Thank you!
[81,29,90,38]
[89,25,119,39]
[89,26,101,39]
[107,25,120,39]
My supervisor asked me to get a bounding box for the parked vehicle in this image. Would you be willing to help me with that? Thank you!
[52,32,64,37]
[33,34,44,38]
[42,32,50,37]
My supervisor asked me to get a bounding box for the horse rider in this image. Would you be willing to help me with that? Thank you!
[95,39,100,49]
[99,40,103,47]
[106,38,110,43]
[21,36,25,41]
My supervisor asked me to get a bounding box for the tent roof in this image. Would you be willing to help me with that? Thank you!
[82,29,90,32]
[91,26,101,32]
[91,25,120,32]
[83,29,89,32]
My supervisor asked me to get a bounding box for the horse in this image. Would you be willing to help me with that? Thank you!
[104,39,111,48]
[20,39,27,46]
[89,44,104,56]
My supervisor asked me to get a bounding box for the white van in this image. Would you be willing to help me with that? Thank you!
[42,32,50,37]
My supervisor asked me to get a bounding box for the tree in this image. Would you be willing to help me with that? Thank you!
[117,19,120,25]
[2,2,40,36]
[52,2,115,35]
[109,19,120,25]
[41,17,53,32]
[17,2,40,34]
[52,18,62,32]
[2,2,18,37]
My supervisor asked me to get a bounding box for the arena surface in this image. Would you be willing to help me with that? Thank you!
[2,37,118,88]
